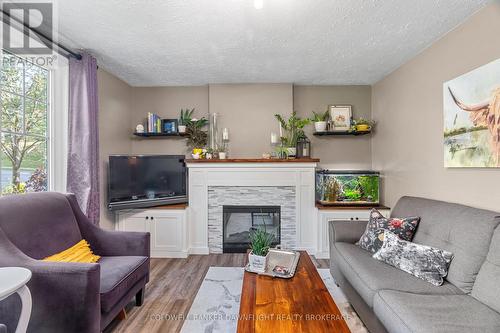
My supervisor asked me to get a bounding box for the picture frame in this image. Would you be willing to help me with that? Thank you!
[329,105,352,131]
[162,119,178,134]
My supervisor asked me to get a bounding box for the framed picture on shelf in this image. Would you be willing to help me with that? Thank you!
[162,119,178,134]
[329,105,352,131]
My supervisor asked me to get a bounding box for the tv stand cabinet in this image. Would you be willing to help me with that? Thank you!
[115,204,188,258]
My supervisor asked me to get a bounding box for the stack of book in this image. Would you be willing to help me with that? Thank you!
[147,112,162,133]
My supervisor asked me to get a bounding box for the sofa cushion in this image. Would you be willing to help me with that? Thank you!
[472,224,500,313]
[373,230,454,286]
[99,256,149,312]
[374,290,500,333]
[331,242,462,307]
[357,208,420,253]
[0,192,83,259]
[391,196,500,293]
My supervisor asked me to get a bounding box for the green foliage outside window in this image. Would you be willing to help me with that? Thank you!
[1,51,48,195]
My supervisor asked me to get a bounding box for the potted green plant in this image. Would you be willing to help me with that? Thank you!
[179,108,195,133]
[311,110,329,132]
[186,117,208,153]
[248,227,274,273]
[353,118,375,132]
[274,112,311,157]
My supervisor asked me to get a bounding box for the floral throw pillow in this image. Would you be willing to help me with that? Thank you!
[373,231,454,286]
[356,209,420,253]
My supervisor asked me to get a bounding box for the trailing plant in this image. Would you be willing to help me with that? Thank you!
[249,227,274,256]
[179,108,195,126]
[310,110,329,122]
[274,111,311,147]
[186,117,208,149]
[353,118,375,126]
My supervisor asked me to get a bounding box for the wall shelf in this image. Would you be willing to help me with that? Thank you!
[313,130,371,136]
[133,132,187,138]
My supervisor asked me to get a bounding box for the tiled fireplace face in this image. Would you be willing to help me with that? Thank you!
[208,186,296,253]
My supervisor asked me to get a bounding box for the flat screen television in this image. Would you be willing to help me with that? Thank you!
[107,155,187,210]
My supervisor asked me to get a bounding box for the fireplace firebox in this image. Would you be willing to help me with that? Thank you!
[222,205,281,253]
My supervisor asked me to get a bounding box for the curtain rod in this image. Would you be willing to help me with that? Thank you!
[1,9,82,60]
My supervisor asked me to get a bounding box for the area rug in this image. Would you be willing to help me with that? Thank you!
[180,267,368,333]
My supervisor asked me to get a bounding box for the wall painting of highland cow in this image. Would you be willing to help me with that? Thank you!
[444,58,500,167]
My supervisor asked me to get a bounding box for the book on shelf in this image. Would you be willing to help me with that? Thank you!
[146,112,162,133]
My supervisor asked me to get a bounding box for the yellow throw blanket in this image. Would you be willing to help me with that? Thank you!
[43,239,101,263]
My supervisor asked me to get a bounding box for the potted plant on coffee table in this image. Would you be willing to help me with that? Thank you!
[248,227,274,273]
[274,112,311,158]
[311,110,329,132]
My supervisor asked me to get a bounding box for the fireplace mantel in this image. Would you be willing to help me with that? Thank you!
[185,158,320,164]
[186,160,319,255]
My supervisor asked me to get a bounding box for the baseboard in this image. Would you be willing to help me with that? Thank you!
[151,250,189,258]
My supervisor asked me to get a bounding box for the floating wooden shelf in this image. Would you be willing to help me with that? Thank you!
[133,132,188,138]
[313,130,371,136]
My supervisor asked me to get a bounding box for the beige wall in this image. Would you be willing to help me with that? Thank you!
[371,3,500,211]
[130,86,209,155]
[98,69,133,229]
[294,85,372,169]
[209,84,293,158]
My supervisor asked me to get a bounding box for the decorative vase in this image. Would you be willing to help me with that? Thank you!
[178,125,187,133]
[248,251,268,273]
[219,152,227,159]
[314,121,327,132]
[286,147,296,158]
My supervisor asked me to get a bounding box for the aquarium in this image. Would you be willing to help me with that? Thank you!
[316,170,380,206]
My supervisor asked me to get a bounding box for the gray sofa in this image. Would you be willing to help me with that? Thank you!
[329,196,500,333]
[0,192,150,333]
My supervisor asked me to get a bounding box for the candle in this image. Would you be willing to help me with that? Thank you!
[222,128,229,141]
[271,132,278,144]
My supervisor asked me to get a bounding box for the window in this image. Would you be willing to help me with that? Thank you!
[0,51,49,195]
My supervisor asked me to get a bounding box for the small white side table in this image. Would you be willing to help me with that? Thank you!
[0,267,32,333]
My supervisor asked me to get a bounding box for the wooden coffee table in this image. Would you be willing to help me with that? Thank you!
[237,251,351,333]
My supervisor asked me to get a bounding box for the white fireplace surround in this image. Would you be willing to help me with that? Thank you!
[187,161,318,255]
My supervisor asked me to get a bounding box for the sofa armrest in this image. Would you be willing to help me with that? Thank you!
[329,220,367,244]
[83,228,150,257]
[65,194,150,257]
[0,228,101,333]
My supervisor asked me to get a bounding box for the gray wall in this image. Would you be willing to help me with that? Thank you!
[98,69,133,230]
[208,84,293,158]
[371,3,500,211]
[294,85,372,169]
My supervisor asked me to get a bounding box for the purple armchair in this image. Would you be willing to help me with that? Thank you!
[0,192,150,333]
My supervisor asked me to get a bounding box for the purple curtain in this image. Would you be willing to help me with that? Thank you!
[67,52,100,224]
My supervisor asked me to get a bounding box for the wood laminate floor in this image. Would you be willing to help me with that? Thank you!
[105,254,329,333]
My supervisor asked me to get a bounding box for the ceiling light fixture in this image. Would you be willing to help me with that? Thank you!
[254,0,264,10]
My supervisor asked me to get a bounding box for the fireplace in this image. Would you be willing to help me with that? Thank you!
[222,205,281,253]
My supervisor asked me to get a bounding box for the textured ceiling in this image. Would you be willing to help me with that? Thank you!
[54,0,491,86]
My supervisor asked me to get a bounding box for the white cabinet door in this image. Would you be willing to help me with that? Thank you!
[316,208,390,259]
[151,214,182,253]
[117,211,150,233]
[115,209,187,258]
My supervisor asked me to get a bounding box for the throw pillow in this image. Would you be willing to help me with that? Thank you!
[43,239,101,263]
[357,209,420,253]
[373,231,454,286]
